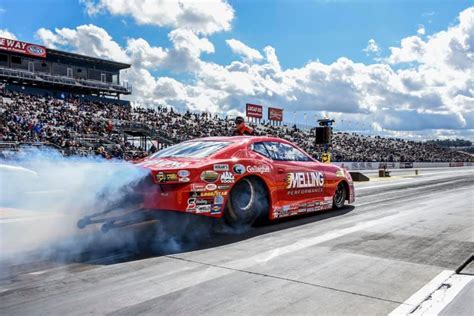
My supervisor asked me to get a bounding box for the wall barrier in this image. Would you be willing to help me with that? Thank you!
[332,161,473,170]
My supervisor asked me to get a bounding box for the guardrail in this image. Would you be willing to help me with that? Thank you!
[0,66,132,94]
[332,161,473,170]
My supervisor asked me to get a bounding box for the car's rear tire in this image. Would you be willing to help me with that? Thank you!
[333,182,346,209]
[225,177,269,227]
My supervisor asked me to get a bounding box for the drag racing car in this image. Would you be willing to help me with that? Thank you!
[137,136,354,225]
[78,136,355,231]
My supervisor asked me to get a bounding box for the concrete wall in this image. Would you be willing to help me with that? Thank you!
[332,161,473,170]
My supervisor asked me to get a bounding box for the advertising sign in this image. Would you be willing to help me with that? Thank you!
[268,107,283,121]
[0,37,47,58]
[246,103,263,119]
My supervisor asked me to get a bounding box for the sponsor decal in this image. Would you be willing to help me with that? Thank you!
[247,165,270,174]
[196,205,211,213]
[178,177,190,182]
[156,172,178,182]
[214,195,224,205]
[195,199,210,206]
[154,160,189,168]
[200,170,219,183]
[217,184,231,190]
[199,191,228,197]
[233,164,246,175]
[220,171,235,183]
[205,183,217,191]
[178,170,190,177]
[335,170,345,178]
[213,164,229,171]
[211,205,221,214]
[191,183,206,192]
[287,188,324,196]
[286,172,324,189]
[186,198,196,211]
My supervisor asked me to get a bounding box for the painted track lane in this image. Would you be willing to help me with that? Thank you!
[0,168,473,315]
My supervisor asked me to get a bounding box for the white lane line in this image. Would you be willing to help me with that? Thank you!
[355,180,472,205]
[389,270,474,315]
[411,274,474,315]
[389,270,454,315]
[357,173,473,190]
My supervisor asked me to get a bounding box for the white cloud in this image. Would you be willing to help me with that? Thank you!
[80,0,234,35]
[226,39,263,62]
[417,24,426,35]
[0,29,16,40]
[36,24,128,62]
[363,38,380,55]
[36,24,217,74]
[33,6,474,138]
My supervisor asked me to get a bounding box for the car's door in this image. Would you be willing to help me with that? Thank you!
[252,141,325,215]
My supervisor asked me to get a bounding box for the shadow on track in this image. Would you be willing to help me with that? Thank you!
[0,206,354,281]
[62,206,355,265]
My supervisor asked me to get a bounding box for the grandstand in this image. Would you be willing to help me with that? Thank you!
[0,37,131,103]
[0,37,471,163]
[0,88,472,163]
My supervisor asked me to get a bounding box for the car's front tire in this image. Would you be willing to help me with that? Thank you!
[225,177,269,227]
[333,182,346,209]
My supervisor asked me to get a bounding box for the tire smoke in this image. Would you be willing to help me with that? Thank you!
[0,148,148,264]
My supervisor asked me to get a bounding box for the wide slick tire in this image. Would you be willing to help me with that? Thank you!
[333,182,346,209]
[225,177,269,227]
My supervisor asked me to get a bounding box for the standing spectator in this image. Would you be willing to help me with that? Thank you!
[232,116,254,136]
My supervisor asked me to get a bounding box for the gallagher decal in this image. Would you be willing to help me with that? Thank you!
[247,165,270,174]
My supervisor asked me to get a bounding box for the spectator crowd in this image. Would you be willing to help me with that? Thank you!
[0,90,472,163]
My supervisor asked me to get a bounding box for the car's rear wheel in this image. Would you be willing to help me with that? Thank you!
[225,177,269,227]
[333,182,346,209]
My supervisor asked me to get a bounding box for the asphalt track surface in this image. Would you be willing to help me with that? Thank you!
[1,167,473,315]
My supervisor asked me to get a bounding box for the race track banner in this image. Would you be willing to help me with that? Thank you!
[246,103,263,119]
[399,162,414,168]
[0,37,47,58]
[268,107,283,121]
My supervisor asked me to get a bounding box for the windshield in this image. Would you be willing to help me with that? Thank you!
[150,141,231,159]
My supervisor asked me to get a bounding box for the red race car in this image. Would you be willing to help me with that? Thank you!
[134,136,355,226]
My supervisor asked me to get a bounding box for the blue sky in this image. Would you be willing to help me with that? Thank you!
[1,0,471,67]
[0,1,473,139]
